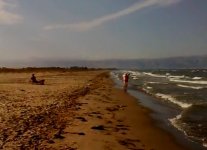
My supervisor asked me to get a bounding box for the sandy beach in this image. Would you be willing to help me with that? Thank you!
[0,69,189,150]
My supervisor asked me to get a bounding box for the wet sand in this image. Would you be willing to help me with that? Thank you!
[0,70,189,149]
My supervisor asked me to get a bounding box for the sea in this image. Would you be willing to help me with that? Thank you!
[111,69,207,149]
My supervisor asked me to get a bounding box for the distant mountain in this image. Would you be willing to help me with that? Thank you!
[1,55,207,69]
[42,55,207,69]
[99,55,207,69]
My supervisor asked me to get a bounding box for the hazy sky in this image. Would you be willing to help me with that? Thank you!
[0,0,206,62]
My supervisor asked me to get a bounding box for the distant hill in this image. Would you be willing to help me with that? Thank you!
[98,55,207,69]
[1,55,207,69]
[43,55,207,69]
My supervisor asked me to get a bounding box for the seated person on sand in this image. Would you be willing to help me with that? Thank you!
[31,74,45,85]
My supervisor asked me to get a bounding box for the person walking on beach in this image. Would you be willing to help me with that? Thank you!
[122,73,129,91]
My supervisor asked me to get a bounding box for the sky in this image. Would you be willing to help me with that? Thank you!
[0,0,207,64]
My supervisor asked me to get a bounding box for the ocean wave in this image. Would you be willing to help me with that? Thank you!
[142,88,151,94]
[146,86,152,89]
[169,115,207,149]
[148,82,160,84]
[169,115,183,132]
[203,142,207,148]
[192,77,202,80]
[143,72,166,78]
[132,76,139,80]
[155,93,192,108]
[170,105,207,149]
[128,71,141,76]
[177,84,203,90]
[110,72,120,80]
[167,75,185,79]
[170,79,207,85]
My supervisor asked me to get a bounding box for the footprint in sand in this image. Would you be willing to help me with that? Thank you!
[75,117,87,122]
[69,132,85,136]
[106,105,127,112]
[118,138,143,150]
[88,111,102,117]
[112,124,129,133]
[91,125,105,130]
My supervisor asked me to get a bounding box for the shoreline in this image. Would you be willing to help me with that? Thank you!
[0,70,199,149]
[112,70,206,150]
[45,71,190,150]
[127,86,205,150]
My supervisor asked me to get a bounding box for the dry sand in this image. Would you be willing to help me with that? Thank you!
[0,70,188,150]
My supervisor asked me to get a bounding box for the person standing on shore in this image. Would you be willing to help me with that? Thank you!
[122,73,129,92]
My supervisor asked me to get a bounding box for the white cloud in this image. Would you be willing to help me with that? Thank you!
[0,0,23,25]
[44,0,181,31]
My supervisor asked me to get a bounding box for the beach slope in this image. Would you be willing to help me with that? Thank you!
[0,70,188,150]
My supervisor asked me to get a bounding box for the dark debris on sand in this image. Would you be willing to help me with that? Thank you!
[0,85,92,149]
[91,125,105,130]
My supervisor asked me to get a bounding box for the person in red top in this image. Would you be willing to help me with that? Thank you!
[122,73,129,91]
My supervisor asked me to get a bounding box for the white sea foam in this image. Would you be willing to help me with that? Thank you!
[169,115,183,131]
[132,77,139,80]
[192,77,202,80]
[170,115,207,149]
[142,88,150,94]
[170,79,207,85]
[177,84,203,90]
[146,86,152,89]
[125,71,142,78]
[203,142,207,148]
[129,72,140,79]
[148,82,160,84]
[127,71,141,75]
[169,115,181,129]
[169,115,188,136]
[167,75,185,79]
[120,70,129,74]
[155,93,192,108]
[143,72,166,78]
[110,72,120,81]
